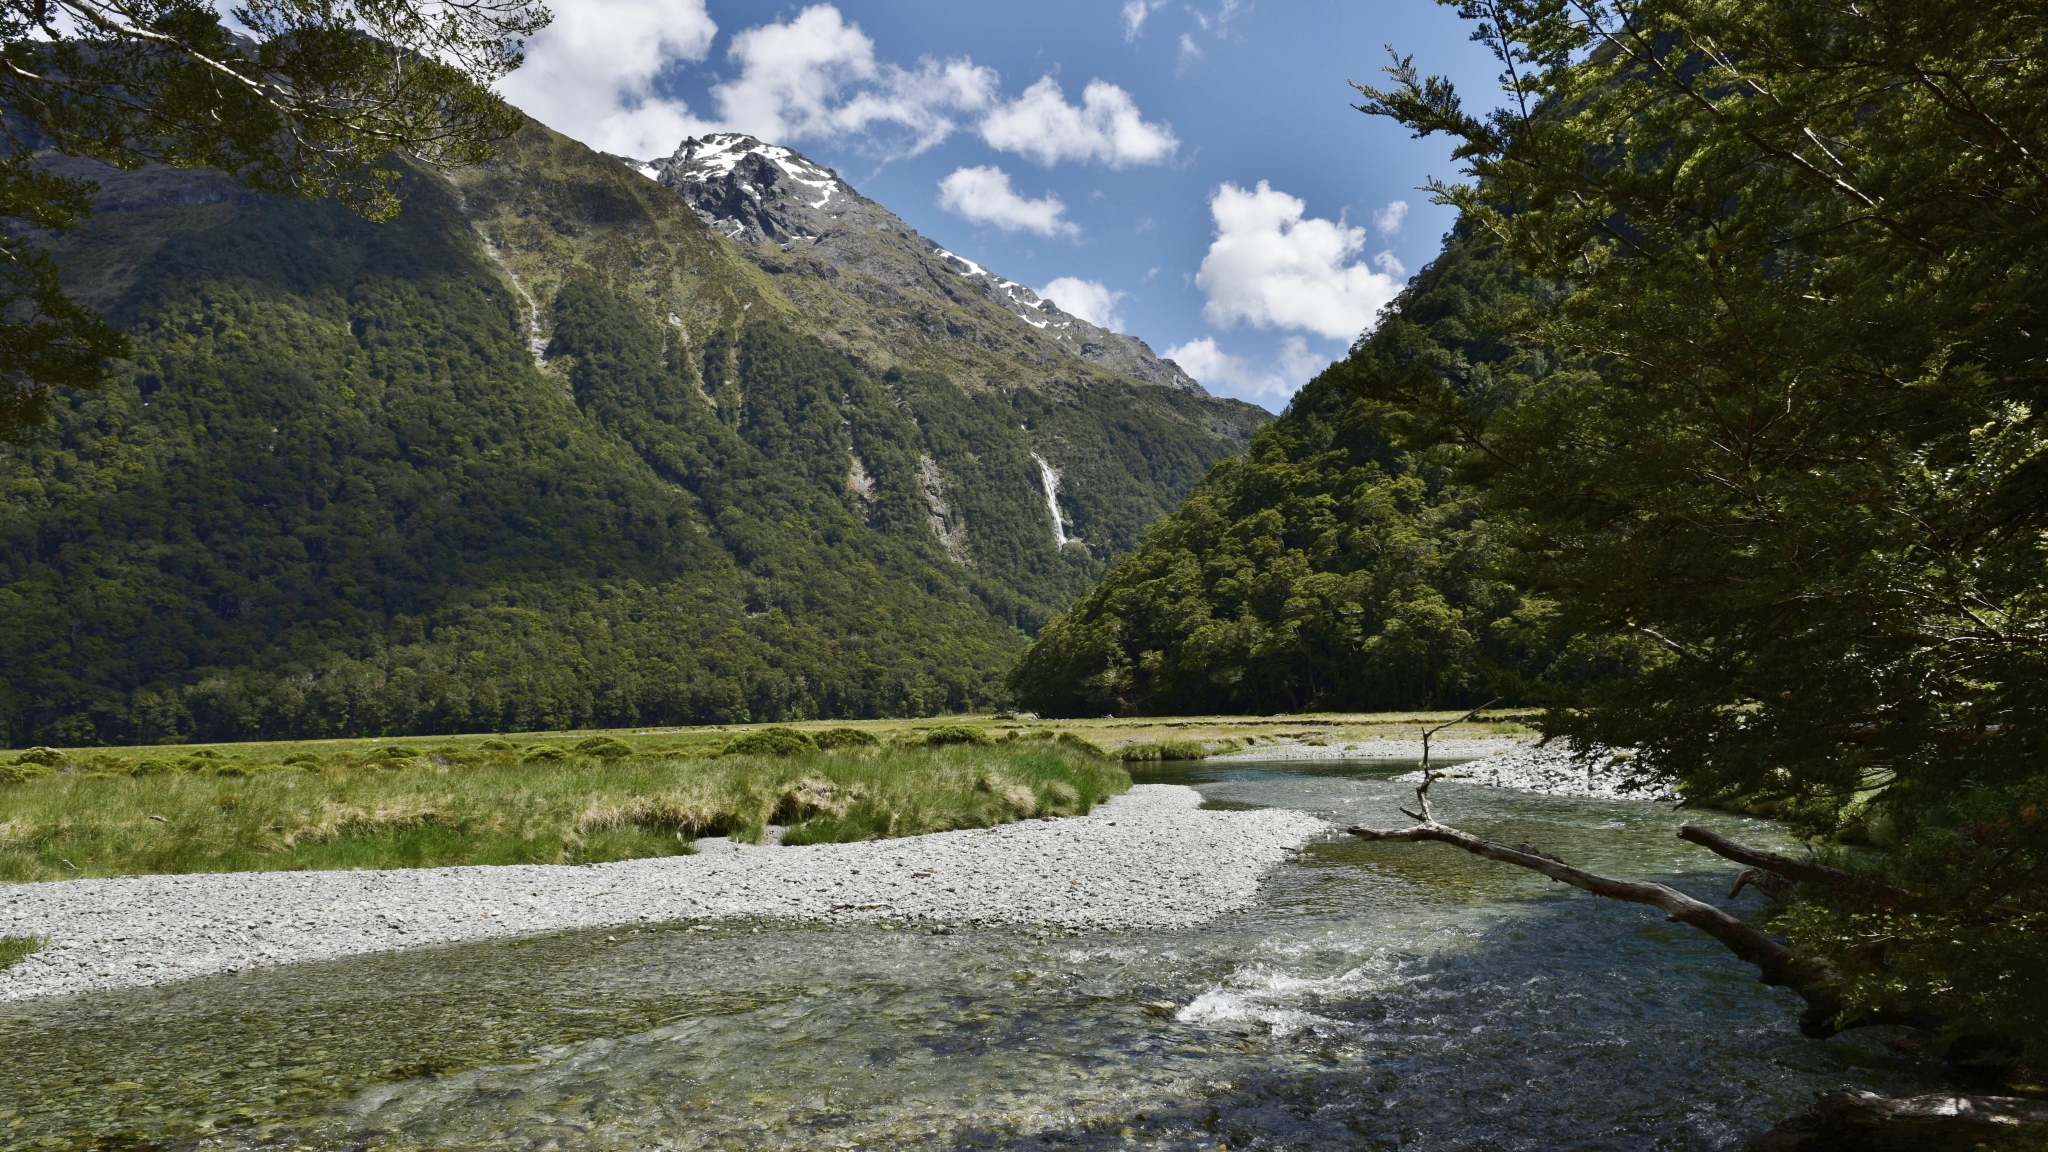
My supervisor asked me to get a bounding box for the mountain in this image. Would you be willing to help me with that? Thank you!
[635,133,1202,393]
[0,120,1266,746]
[1008,233,1552,717]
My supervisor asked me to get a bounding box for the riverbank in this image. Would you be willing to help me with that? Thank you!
[0,784,1325,1001]
[1211,735,1676,802]
[0,741,1126,882]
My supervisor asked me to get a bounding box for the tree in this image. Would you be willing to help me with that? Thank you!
[1350,0,2048,1065]
[0,0,550,438]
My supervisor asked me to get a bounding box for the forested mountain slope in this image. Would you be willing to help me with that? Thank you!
[0,122,1263,746]
[1009,235,1554,717]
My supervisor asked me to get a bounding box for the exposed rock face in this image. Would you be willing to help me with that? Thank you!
[638,133,1204,394]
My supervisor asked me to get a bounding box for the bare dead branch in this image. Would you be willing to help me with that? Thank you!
[1402,697,1503,823]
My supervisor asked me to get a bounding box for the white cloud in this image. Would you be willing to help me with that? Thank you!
[1194,181,1402,341]
[1121,0,1167,40]
[1177,33,1203,70]
[498,1,997,161]
[1374,199,1409,236]
[979,77,1177,168]
[1162,335,1332,399]
[712,5,996,157]
[937,166,1079,237]
[1038,277,1126,330]
[496,0,720,158]
[1374,251,1406,277]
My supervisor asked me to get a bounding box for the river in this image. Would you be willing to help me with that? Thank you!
[0,759,1947,1149]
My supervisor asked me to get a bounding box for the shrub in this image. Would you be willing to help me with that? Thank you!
[771,776,854,823]
[721,727,818,757]
[1118,740,1210,762]
[812,727,878,751]
[574,736,635,760]
[522,746,568,763]
[0,762,51,785]
[11,747,64,767]
[281,753,322,766]
[130,759,175,776]
[922,725,990,747]
[478,739,517,752]
[1054,732,1108,758]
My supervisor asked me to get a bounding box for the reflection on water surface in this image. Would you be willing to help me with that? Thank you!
[3,761,1946,1150]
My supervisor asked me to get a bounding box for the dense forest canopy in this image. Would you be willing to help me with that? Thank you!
[1017,0,2048,1059]
[1008,235,1557,718]
[0,0,551,439]
[0,145,1252,745]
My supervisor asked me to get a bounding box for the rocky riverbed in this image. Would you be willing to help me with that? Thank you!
[0,784,1325,1001]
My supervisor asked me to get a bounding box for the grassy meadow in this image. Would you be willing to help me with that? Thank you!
[0,711,1530,882]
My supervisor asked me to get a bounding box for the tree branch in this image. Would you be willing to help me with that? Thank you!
[1348,820,1856,1033]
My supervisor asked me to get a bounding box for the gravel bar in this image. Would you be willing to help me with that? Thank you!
[0,785,1325,1002]
[1212,736,1675,802]
[1210,736,1527,763]
[1393,742,1676,802]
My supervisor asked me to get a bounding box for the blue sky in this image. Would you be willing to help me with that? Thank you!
[497,1,1508,409]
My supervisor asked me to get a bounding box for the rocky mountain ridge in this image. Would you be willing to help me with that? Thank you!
[636,132,1203,393]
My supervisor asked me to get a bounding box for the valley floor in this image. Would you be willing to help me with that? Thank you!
[0,785,1322,1001]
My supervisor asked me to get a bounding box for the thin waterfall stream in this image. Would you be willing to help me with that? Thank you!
[1032,452,1070,547]
[1,760,1950,1150]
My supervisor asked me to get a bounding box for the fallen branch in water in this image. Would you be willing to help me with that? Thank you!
[1347,820,1852,1033]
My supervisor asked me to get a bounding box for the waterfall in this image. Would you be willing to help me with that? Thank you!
[1031,452,1069,547]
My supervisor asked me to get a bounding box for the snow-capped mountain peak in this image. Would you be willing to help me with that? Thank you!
[631,134,1202,394]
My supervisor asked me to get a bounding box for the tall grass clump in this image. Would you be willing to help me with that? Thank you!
[0,741,1129,880]
[0,934,44,970]
[1117,740,1212,762]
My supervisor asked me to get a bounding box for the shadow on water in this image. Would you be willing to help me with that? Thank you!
[1,761,1952,1150]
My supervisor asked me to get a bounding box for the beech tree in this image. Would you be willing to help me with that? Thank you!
[0,0,550,437]
[1350,0,2047,1065]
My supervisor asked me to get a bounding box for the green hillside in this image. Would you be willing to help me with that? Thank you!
[0,126,1261,746]
[1009,234,1554,717]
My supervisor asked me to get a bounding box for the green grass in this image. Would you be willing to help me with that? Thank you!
[0,934,43,970]
[0,741,1129,881]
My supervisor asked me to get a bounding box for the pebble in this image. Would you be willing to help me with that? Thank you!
[0,785,1326,1002]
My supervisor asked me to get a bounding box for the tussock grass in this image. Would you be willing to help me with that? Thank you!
[0,744,1128,881]
[0,934,43,970]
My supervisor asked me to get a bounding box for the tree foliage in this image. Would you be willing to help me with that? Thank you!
[1008,236,1559,718]
[1,161,1243,744]
[0,0,548,438]
[1351,0,2048,1054]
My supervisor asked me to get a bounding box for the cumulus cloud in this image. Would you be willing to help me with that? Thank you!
[980,77,1177,168]
[1121,0,1167,40]
[712,5,995,157]
[1193,181,1402,341]
[937,167,1079,237]
[1038,277,1126,330]
[502,2,994,160]
[1162,335,1332,399]
[1374,199,1409,236]
[496,0,720,158]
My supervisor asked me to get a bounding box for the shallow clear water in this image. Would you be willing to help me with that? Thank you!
[3,761,1947,1151]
